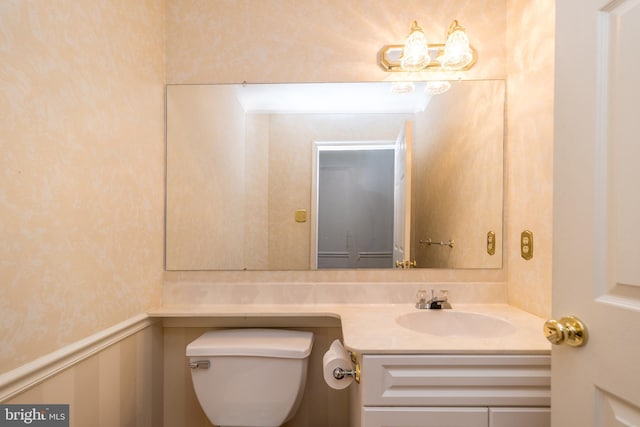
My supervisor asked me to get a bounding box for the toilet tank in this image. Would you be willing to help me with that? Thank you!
[186,329,314,427]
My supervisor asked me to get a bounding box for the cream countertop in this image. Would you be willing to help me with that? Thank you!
[148,303,551,354]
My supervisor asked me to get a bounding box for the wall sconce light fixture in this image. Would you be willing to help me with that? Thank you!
[379,20,477,72]
[400,21,431,71]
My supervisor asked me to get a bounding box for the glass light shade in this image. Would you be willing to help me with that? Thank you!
[391,81,415,94]
[440,21,473,70]
[400,21,431,71]
[424,81,451,95]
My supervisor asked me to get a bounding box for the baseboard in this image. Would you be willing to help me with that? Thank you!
[0,314,157,401]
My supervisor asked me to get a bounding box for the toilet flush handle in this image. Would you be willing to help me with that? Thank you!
[189,360,211,369]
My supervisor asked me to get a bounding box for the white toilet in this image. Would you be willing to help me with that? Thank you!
[186,328,314,427]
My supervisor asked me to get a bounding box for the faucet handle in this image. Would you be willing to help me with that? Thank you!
[415,289,427,309]
[437,289,452,309]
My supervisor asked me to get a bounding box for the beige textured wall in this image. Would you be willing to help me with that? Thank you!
[166,0,507,84]
[505,0,555,317]
[166,85,247,270]
[244,114,271,269]
[413,80,504,269]
[162,0,510,285]
[7,324,164,427]
[0,1,165,372]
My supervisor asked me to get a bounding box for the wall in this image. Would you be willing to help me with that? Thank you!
[505,0,555,317]
[6,323,163,427]
[166,0,506,84]
[3,323,163,427]
[413,80,504,269]
[244,114,271,269]
[166,85,247,270]
[163,0,509,289]
[0,0,165,374]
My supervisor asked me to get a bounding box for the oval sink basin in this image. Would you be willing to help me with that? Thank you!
[396,310,516,338]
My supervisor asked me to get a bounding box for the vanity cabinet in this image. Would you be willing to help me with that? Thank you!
[356,354,551,427]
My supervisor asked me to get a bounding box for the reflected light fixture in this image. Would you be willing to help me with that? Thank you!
[424,80,451,95]
[390,81,416,94]
[378,19,477,72]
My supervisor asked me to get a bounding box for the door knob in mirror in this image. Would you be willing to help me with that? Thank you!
[395,260,417,269]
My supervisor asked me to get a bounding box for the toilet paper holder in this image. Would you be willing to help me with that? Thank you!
[332,351,360,383]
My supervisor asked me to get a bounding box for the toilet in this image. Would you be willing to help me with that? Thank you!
[186,328,314,427]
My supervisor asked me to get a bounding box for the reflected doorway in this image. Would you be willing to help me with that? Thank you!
[312,142,395,269]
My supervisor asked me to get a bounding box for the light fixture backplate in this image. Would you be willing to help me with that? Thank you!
[378,44,477,72]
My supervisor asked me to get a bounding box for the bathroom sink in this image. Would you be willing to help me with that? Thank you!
[395,310,516,338]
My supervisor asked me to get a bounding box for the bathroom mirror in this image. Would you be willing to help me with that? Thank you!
[165,80,504,270]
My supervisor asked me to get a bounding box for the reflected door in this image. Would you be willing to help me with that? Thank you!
[393,122,413,268]
[553,0,640,424]
[316,146,394,269]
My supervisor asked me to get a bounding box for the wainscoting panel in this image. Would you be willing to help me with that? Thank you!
[5,322,163,427]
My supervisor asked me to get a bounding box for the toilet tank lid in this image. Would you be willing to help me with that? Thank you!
[186,329,314,358]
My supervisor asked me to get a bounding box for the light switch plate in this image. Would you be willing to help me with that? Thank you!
[521,230,533,260]
[295,209,307,223]
[487,231,496,255]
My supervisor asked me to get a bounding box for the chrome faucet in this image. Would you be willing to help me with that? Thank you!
[415,289,452,309]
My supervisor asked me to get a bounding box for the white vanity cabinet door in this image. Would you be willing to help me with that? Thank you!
[363,407,488,427]
[489,408,550,427]
[362,354,551,407]
[357,354,551,427]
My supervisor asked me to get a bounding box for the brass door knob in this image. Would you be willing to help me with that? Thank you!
[543,315,588,347]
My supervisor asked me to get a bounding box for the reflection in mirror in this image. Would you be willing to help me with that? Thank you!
[314,144,395,269]
[165,80,504,271]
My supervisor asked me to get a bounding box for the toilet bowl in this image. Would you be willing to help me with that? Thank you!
[186,328,314,427]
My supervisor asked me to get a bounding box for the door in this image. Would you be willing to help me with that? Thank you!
[316,148,395,269]
[392,121,412,268]
[553,1,640,425]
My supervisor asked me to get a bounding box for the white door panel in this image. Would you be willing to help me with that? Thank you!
[392,121,412,268]
[553,0,640,425]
